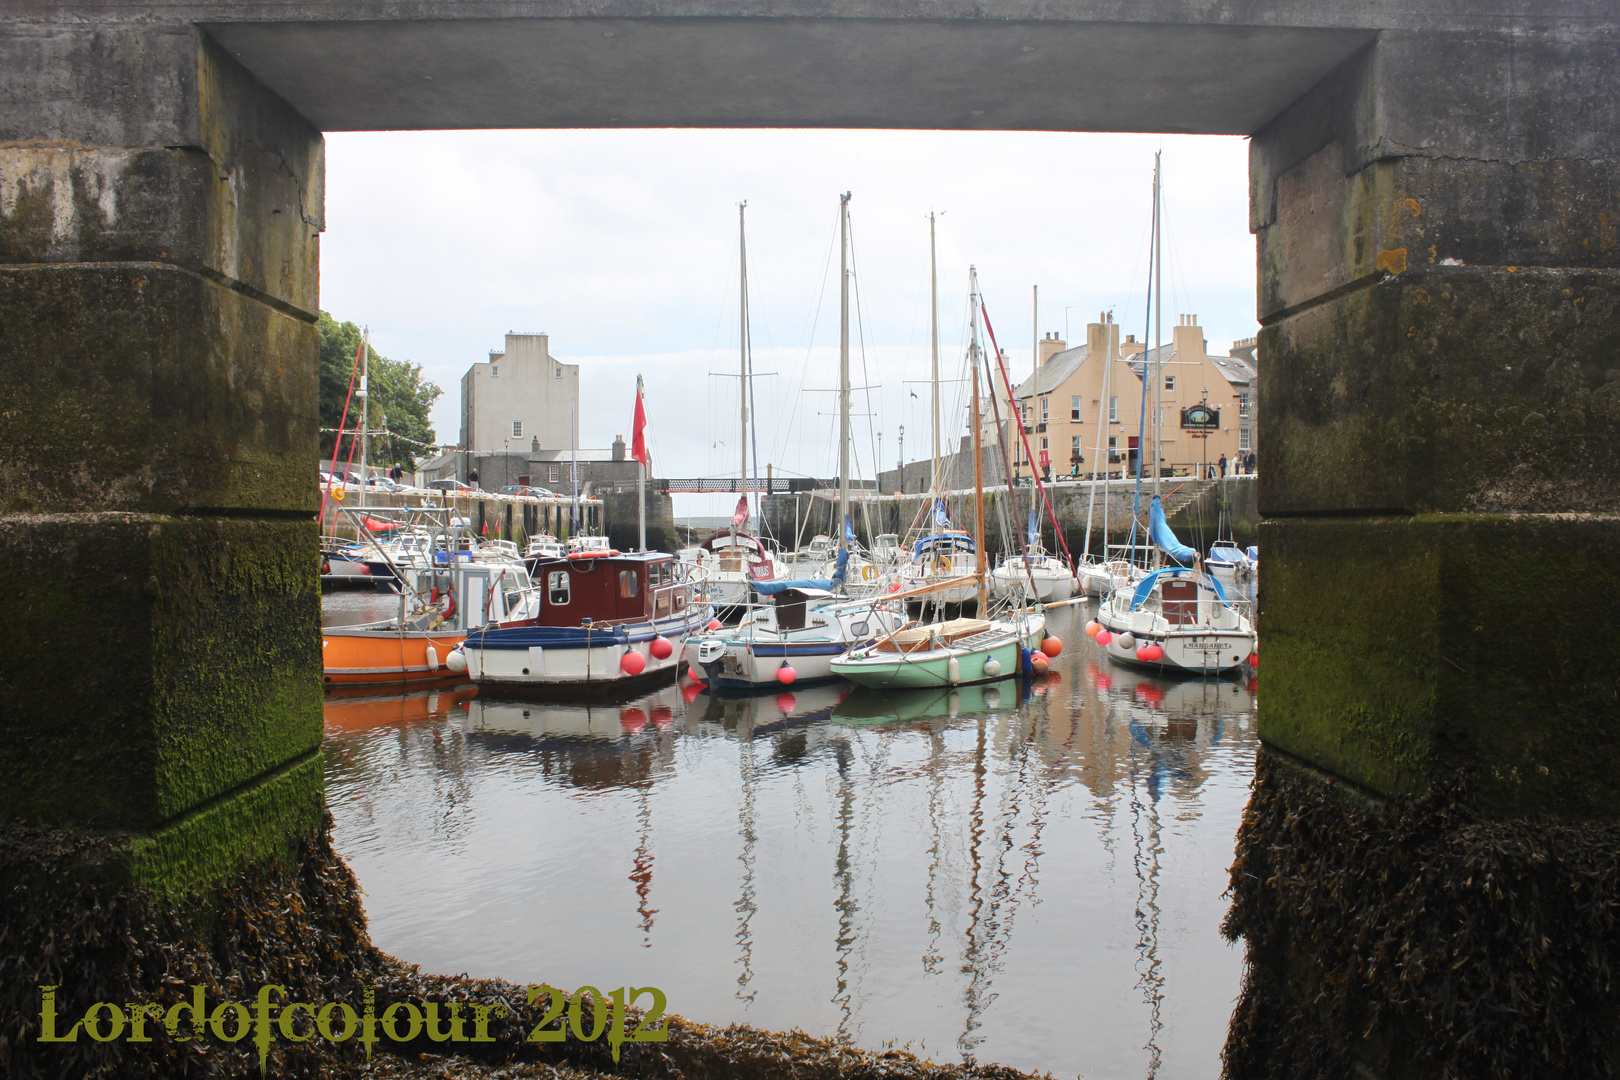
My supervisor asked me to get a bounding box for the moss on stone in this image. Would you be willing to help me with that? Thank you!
[0,513,322,833]
[1261,513,1620,818]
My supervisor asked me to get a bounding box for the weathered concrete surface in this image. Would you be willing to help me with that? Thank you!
[1240,20,1620,1076]
[0,27,325,895]
[21,1,1605,137]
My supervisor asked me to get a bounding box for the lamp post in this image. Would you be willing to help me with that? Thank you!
[897,425,905,482]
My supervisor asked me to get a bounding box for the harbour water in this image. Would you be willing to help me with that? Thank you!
[323,601,1257,1079]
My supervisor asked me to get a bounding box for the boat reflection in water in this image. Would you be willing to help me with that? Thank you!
[324,605,1257,1080]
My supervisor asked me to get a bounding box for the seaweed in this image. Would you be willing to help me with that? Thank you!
[1223,750,1620,1079]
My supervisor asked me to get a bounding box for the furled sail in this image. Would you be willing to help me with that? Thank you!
[1149,495,1198,565]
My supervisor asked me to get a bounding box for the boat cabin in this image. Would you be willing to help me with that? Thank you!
[506,552,687,628]
[910,531,977,560]
[697,530,778,577]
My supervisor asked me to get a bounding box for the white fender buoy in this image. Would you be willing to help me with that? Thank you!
[1117,632,1136,651]
[425,643,439,671]
[445,648,468,674]
[947,656,961,685]
[983,657,1002,678]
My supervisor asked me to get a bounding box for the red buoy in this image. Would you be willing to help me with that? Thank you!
[621,650,647,676]
[1095,629,1113,646]
[777,662,797,685]
[707,619,723,631]
[1030,653,1050,675]
[650,636,674,660]
[1247,653,1259,669]
[1041,636,1063,658]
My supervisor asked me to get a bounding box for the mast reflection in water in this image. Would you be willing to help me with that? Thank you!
[324,607,1257,1079]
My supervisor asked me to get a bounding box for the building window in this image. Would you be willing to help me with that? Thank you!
[1071,395,1081,422]
[549,465,560,483]
[1109,396,1118,422]
[1240,428,1252,451]
[1165,375,1175,391]
[512,420,523,438]
[491,365,499,378]
[1071,435,1082,458]
[555,364,563,379]
[1108,436,1117,448]
[1040,397,1049,421]
[1238,393,1251,417]
[547,571,570,606]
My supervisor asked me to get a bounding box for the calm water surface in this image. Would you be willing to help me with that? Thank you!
[323,603,1257,1079]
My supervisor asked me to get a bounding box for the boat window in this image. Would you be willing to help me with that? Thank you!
[547,571,570,606]
[619,570,639,598]
[673,591,686,612]
[851,621,870,637]
[503,590,523,615]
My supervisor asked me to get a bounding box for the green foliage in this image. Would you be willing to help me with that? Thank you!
[317,312,442,467]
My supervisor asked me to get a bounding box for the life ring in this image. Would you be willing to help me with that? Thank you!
[861,564,876,582]
[933,556,950,576]
[567,549,620,558]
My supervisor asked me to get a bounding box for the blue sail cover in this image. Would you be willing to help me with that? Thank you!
[1130,567,1229,609]
[1149,495,1198,565]
[751,578,835,594]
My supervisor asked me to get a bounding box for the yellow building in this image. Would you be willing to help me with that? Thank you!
[1000,313,1255,480]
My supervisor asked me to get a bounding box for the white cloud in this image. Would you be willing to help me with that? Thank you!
[321,129,1256,515]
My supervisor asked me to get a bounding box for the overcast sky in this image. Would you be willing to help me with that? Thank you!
[321,130,1257,515]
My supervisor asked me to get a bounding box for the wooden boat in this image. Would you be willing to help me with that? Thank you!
[831,611,1046,689]
[450,550,712,695]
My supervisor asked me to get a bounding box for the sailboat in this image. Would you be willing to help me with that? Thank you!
[833,269,1046,690]
[896,213,981,606]
[1089,494,1255,674]
[992,505,1078,603]
[685,194,906,692]
[692,202,783,613]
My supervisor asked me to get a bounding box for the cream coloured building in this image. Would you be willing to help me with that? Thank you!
[1000,313,1256,479]
[459,332,581,457]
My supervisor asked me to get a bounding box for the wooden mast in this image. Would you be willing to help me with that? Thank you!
[970,270,987,611]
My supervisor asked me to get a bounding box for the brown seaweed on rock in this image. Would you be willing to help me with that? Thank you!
[1222,750,1620,1080]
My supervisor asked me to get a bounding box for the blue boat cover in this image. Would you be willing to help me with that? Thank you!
[1130,566,1229,610]
[1149,496,1198,565]
[1247,545,1259,562]
[751,578,835,595]
[911,533,977,556]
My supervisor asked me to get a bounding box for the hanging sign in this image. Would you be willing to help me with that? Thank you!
[1180,404,1220,431]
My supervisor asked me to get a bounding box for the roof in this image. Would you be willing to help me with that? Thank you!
[1011,344,1091,399]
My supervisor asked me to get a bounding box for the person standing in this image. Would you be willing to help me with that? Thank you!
[1218,453,1228,478]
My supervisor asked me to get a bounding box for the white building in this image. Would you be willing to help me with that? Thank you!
[459,332,580,456]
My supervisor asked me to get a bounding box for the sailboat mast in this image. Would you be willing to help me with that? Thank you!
[930,212,940,494]
[1152,152,1163,503]
[738,201,750,541]
[839,193,851,552]
[357,327,370,512]
[637,373,646,552]
[970,269,987,610]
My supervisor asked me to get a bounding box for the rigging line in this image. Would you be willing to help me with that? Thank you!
[773,206,842,477]
[978,297,1077,572]
[1127,159,1159,561]
[846,207,879,489]
[742,211,765,521]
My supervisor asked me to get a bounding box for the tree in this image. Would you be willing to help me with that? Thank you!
[317,312,443,468]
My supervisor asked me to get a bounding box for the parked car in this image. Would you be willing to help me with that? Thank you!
[366,476,398,492]
[427,478,476,493]
[498,485,556,498]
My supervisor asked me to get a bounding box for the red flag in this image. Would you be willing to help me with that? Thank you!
[731,495,749,527]
[631,378,649,466]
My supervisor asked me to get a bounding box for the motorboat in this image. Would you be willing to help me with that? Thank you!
[686,578,907,692]
[450,550,712,695]
[525,533,565,560]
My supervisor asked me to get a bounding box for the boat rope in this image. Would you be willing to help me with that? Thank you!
[977,299,1078,574]
[318,334,366,530]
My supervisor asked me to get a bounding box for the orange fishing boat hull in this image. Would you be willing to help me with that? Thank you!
[322,628,467,687]
[323,683,478,733]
